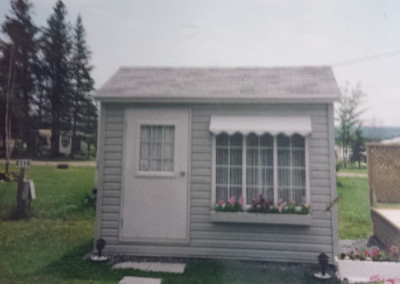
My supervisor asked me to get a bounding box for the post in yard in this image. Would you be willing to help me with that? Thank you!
[16,159,31,218]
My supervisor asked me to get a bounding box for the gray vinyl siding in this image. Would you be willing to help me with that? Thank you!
[97,104,124,245]
[95,102,337,264]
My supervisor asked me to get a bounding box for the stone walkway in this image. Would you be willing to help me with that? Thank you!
[113,262,186,273]
[115,262,186,284]
[119,276,161,284]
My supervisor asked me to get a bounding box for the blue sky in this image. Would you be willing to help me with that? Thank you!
[1,0,400,126]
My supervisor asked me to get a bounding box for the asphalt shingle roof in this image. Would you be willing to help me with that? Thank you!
[95,66,340,103]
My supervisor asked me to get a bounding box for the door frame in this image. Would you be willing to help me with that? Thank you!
[119,108,192,244]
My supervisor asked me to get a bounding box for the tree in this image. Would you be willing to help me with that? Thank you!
[1,0,39,156]
[350,125,366,168]
[336,82,366,168]
[40,0,72,157]
[70,15,96,157]
[0,40,10,153]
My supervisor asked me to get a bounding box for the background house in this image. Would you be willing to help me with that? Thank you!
[37,129,89,156]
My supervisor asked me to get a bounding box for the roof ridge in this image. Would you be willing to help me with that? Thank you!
[118,65,332,70]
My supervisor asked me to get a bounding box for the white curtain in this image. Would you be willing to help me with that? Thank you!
[139,125,174,172]
[277,134,305,205]
[216,133,242,202]
[246,134,274,204]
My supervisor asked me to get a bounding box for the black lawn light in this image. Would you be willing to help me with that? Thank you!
[96,238,106,257]
[314,252,331,279]
[318,253,329,275]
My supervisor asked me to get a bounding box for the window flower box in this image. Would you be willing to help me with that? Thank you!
[335,256,400,282]
[210,211,311,226]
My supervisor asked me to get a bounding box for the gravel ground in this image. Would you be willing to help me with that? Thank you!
[339,235,385,254]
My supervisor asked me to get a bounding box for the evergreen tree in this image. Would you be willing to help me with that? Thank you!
[0,40,10,151]
[1,0,38,156]
[70,15,96,157]
[40,0,72,157]
[336,82,366,168]
[350,126,366,169]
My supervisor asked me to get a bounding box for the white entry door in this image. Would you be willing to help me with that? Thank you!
[121,109,190,242]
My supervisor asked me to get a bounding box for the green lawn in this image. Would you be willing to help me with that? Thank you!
[337,176,372,239]
[0,164,96,219]
[0,163,345,283]
[339,167,367,175]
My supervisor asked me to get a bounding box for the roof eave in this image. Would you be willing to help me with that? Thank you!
[94,96,339,104]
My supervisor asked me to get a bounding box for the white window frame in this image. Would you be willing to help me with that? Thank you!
[135,121,178,178]
[138,125,175,173]
[211,133,310,208]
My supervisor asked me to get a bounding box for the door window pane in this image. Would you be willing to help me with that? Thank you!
[139,125,175,172]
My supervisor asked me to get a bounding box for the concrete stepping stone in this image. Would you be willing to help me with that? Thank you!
[113,262,185,273]
[119,276,161,284]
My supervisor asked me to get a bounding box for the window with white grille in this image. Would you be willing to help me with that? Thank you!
[213,132,308,206]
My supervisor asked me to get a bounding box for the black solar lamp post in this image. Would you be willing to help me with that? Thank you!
[318,253,329,276]
[96,238,106,257]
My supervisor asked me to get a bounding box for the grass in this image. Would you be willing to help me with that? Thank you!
[337,176,372,239]
[0,164,95,219]
[0,163,343,283]
[338,166,367,175]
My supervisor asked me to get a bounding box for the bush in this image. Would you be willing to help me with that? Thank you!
[82,193,96,208]
[336,160,344,172]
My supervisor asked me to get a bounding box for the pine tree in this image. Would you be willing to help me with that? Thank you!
[40,0,72,157]
[1,0,38,156]
[0,40,10,152]
[70,15,96,157]
[350,126,366,169]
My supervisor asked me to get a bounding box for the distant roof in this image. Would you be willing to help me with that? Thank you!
[95,66,340,103]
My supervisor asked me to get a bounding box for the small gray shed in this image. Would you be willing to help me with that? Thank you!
[94,67,340,264]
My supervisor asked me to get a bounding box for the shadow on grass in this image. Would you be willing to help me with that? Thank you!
[40,242,339,284]
[38,241,182,283]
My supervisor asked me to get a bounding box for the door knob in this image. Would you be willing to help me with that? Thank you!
[180,171,186,177]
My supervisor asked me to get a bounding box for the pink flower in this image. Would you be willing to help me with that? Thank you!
[365,250,370,257]
[278,198,283,203]
[228,196,235,206]
[370,275,382,282]
[290,199,295,204]
[219,200,225,206]
[238,196,244,206]
[277,202,287,213]
[372,247,378,257]
[391,245,399,255]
